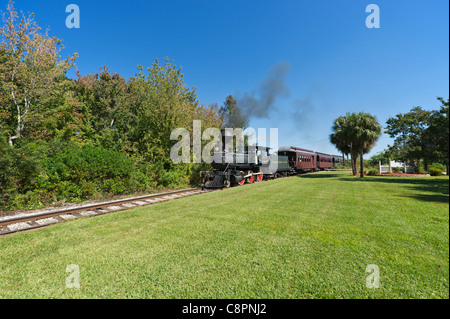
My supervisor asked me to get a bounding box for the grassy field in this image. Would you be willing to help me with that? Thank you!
[0,172,448,298]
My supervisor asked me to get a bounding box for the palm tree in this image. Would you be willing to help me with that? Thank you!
[330,115,353,173]
[352,112,382,178]
[330,112,382,177]
[330,113,361,175]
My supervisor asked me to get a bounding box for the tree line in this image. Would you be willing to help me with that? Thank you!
[330,98,449,176]
[0,2,240,210]
[385,99,449,174]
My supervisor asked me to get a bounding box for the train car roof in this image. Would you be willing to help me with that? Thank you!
[278,146,316,155]
[315,152,333,157]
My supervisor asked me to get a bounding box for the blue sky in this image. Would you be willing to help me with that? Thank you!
[8,0,449,157]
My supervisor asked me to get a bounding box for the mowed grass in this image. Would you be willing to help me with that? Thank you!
[0,172,448,298]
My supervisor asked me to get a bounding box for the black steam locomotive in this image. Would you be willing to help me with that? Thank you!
[201,129,343,189]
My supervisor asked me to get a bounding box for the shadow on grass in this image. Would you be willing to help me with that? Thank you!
[298,173,342,179]
[398,193,449,204]
[297,173,449,204]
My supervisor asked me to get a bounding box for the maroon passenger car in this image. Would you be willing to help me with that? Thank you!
[316,152,333,170]
[278,146,318,172]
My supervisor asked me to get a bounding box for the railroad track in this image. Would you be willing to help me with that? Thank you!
[0,188,208,236]
[0,170,327,236]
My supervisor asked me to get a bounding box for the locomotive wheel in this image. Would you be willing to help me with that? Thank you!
[224,180,231,188]
[257,173,263,182]
[246,171,255,184]
[238,178,245,186]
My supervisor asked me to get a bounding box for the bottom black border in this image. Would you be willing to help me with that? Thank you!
[1,299,447,317]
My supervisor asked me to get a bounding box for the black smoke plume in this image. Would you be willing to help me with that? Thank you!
[237,62,291,119]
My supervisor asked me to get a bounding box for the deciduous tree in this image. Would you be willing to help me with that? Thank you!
[423,98,449,173]
[0,0,77,146]
[220,95,248,129]
[386,106,433,169]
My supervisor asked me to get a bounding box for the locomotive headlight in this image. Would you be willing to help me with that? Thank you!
[214,146,219,152]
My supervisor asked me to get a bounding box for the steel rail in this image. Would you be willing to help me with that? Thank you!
[0,187,206,234]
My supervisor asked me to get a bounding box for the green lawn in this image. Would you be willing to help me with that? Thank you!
[0,172,448,298]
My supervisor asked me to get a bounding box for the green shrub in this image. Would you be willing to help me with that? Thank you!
[430,163,446,171]
[132,168,156,190]
[42,146,139,198]
[392,167,404,173]
[414,167,426,174]
[43,146,135,182]
[80,181,97,197]
[0,140,43,194]
[0,140,195,210]
[0,137,48,210]
[367,169,379,176]
[158,170,186,188]
[103,179,126,194]
[58,181,83,201]
[429,168,443,176]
